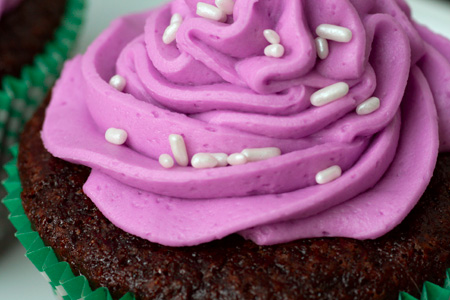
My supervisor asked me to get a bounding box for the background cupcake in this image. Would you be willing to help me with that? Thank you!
[0,0,450,300]
[0,0,84,155]
[0,0,84,273]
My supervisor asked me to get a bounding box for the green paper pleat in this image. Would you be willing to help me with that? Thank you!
[0,0,85,162]
[62,276,93,299]
[44,262,72,286]
[17,232,45,252]
[423,282,450,300]
[2,196,21,212]
[399,291,419,300]
[9,214,31,232]
[445,269,450,290]
[27,247,55,272]
[83,288,111,300]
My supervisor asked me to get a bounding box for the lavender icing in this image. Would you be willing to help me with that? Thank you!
[41,0,450,246]
[0,0,21,18]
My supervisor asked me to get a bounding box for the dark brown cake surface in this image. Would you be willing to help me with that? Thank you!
[0,0,67,80]
[19,99,450,300]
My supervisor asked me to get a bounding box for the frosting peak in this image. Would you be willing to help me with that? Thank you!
[42,0,450,246]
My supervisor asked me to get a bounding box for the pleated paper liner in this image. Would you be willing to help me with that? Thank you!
[0,0,85,163]
[1,145,450,300]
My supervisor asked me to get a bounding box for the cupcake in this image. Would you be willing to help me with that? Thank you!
[4,0,450,299]
[0,0,84,250]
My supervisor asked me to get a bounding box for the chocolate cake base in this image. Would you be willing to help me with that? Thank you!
[0,0,67,80]
[19,98,450,300]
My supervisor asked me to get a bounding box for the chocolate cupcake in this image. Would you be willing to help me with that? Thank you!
[4,0,450,299]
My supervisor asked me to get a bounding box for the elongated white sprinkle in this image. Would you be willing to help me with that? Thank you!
[356,97,380,115]
[263,29,281,44]
[310,82,349,107]
[105,128,127,145]
[242,147,281,162]
[170,13,183,24]
[163,22,181,44]
[159,154,175,169]
[315,165,342,184]
[169,134,189,167]
[227,153,248,166]
[109,75,126,92]
[215,0,235,15]
[315,37,329,60]
[316,24,353,43]
[211,153,229,167]
[264,44,285,58]
[197,2,227,22]
[191,153,219,169]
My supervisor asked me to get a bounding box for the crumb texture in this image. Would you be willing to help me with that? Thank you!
[19,99,450,300]
[0,0,67,79]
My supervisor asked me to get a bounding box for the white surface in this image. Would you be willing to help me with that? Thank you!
[74,0,169,54]
[408,0,450,37]
[0,0,449,299]
[0,242,55,299]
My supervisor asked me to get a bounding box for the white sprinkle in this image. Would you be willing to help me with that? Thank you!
[264,44,285,58]
[109,75,126,92]
[215,0,235,15]
[310,82,349,107]
[159,154,175,169]
[316,24,353,43]
[210,153,229,167]
[163,22,181,44]
[197,2,227,22]
[263,29,281,44]
[315,37,329,60]
[315,165,342,184]
[169,134,189,167]
[191,153,218,169]
[170,13,183,24]
[227,153,248,166]
[105,128,128,145]
[241,147,281,162]
[356,97,380,115]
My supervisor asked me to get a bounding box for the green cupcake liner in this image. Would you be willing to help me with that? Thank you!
[0,0,85,163]
[1,145,450,300]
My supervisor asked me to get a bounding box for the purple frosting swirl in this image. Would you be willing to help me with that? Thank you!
[42,0,450,246]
